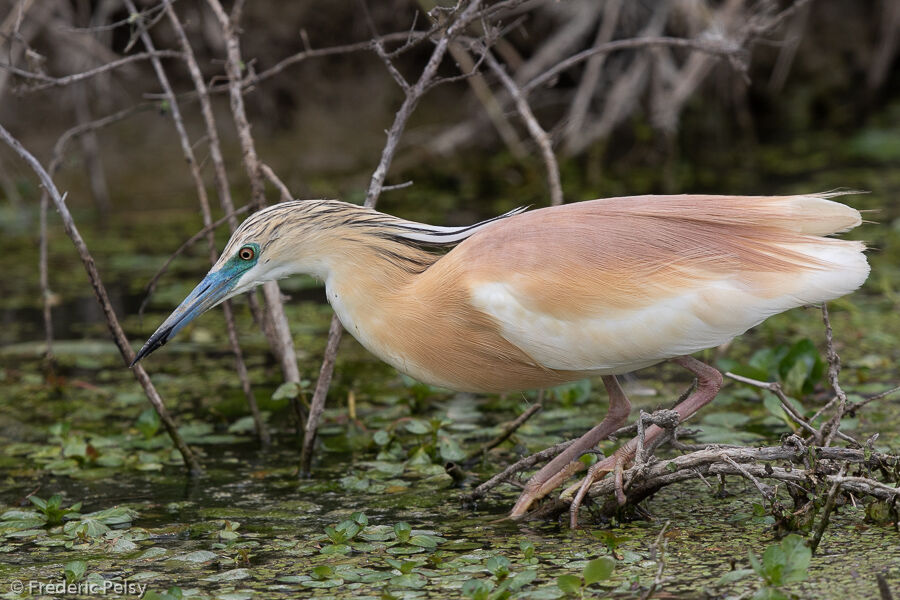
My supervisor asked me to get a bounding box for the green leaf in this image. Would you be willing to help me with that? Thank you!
[409,534,440,548]
[272,382,301,400]
[312,565,333,580]
[748,550,763,577]
[227,416,259,434]
[753,588,790,600]
[717,568,755,584]
[393,522,412,543]
[519,540,535,560]
[82,506,138,526]
[583,556,615,585]
[779,535,811,584]
[350,511,368,526]
[556,574,582,596]
[508,569,537,590]
[462,579,491,600]
[64,560,87,583]
[373,430,392,445]
[135,408,161,440]
[404,419,431,435]
[761,544,787,585]
[29,495,47,510]
[486,555,510,577]
[438,436,466,462]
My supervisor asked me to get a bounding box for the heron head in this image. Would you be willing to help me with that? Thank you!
[130,199,372,366]
[130,236,269,365]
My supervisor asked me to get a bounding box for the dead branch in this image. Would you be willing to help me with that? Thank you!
[725,372,820,439]
[820,304,850,447]
[300,0,486,476]
[575,444,900,511]
[204,0,302,387]
[562,0,622,153]
[465,439,577,503]
[125,0,268,445]
[465,401,543,463]
[137,204,252,318]
[522,37,743,96]
[809,464,847,555]
[5,49,183,92]
[0,123,202,474]
[484,50,563,206]
[38,187,52,364]
[260,163,294,203]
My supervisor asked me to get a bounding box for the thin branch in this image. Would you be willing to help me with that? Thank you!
[465,439,577,503]
[484,50,563,206]
[849,384,900,412]
[260,162,294,203]
[580,445,899,507]
[809,464,846,555]
[61,1,168,34]
[523,37,743,95]
[721,454,775,503]
[725,372,819,439]
[5,49,183,92]
[640,521,670,600]
[205,0,302,386]
[0,123,201,474]
[299,314,343,476]
[138,205,250,317]
[821,304,850,447]
[126,0,268,445]
[299,0,485,476]
[465,401,543,462]
[39,188,53,363]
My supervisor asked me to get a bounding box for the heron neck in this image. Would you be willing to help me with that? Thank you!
[319,231,438,314]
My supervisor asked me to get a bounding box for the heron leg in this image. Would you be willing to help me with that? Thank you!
[566,356,723,525]
[509,375,631,518]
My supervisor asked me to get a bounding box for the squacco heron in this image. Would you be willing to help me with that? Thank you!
[133,194,869,518]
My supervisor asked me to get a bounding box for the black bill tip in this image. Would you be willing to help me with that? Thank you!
[130,326,173,367]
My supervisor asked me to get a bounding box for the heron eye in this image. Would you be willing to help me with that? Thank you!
[238,246,255,261]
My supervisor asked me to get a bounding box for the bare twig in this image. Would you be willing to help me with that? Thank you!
[126,0,269,445]
[0,123,201,474]
[640,521,670,600]
[725,372,819,439]
[725,371,858,446]
[484,50,563,206]
[562,0,623,153]
[299,314,343,475]
[5,50,183,92]
[877,572,895,600]
[38,189,53,364]
[522,37,742,95]
[36,102,154,367]
[578,445,899,510]
[260,163,294,203]
[809,464,846,555]
[205,0,302,386]
[465,439,577,503]
[721,454,775,503]
[138,205,251,317]
[820,304,849,447]
[299,0,485,476]
[849,385,900,412]
[465,402,543,462]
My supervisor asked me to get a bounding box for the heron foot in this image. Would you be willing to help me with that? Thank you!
[566,356,722,526]
[509,375,631,518]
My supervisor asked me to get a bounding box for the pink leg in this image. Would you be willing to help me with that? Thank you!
[510,375,631,518]
[567,356,723,525]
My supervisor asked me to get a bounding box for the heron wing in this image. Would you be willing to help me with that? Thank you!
[444,194,868,373]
